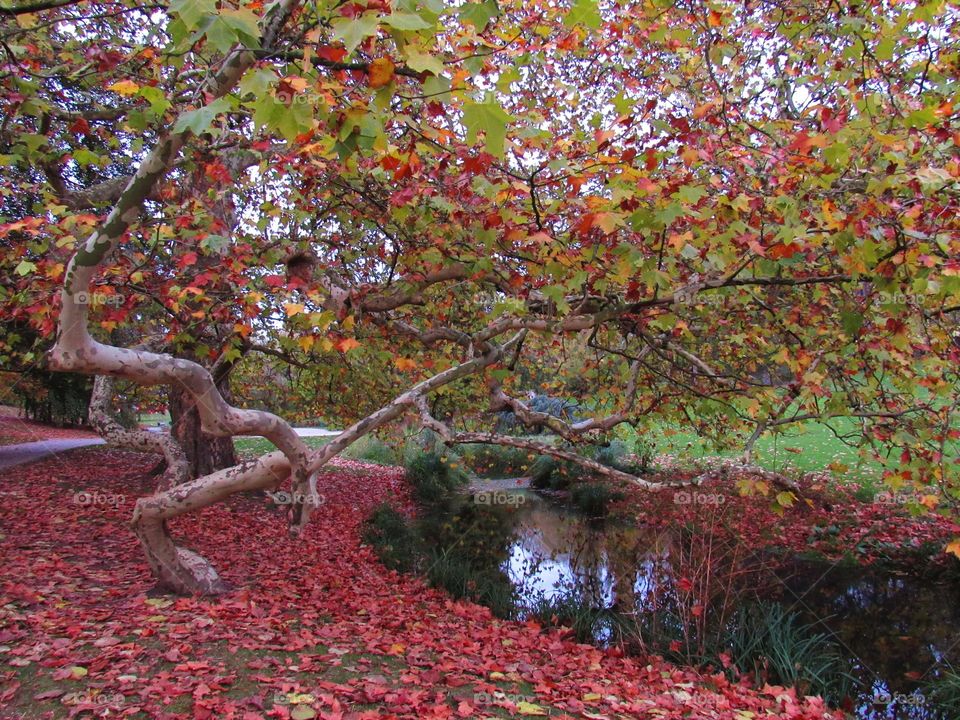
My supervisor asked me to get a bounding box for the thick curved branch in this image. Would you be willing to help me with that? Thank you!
[487,354,649,441]
[46,0,309,592]
[129,333,523,594]
[89,375,190,488]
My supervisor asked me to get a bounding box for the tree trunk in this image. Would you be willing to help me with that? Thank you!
[169,374,237,479]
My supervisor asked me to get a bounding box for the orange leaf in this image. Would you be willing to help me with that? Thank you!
[336,338,361,352]
[394,357,417,371]
[368,57,395,89]
[945,538,960,558]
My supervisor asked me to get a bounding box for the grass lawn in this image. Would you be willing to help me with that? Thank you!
[234,434,333,457]
[652,416,892,484]
[136,412,171,425]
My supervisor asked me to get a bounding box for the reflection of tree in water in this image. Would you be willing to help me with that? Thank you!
[771,562,960,703]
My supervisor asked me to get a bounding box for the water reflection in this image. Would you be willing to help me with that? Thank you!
[487,489,960,719]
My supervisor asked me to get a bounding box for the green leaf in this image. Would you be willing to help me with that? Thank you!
[460,0,499,29]
[169,0,216,31]
[15,260,36,276]
[204,16,239,54]
[330,12,380,55]
[382,11,432,30]
[675,184,707,205]
[462,96,513,157]
[252,95,313,141]
[221,8,261,46]
[172,97,231,135]
[137,85,171,117]
[564,0,601,29]
[404,47,444,75]
[841,310,863,337]
[200,234,231,253]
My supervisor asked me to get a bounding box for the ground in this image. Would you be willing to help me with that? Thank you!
[0,409,99,446]
[0,444,840,720]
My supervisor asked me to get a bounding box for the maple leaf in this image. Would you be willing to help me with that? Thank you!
[367,57,395,88]
[945,538,960,558]
[336,337,361,352]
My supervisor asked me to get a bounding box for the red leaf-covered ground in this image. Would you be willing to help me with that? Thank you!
[0,412,99,445]
[0,447,842,719]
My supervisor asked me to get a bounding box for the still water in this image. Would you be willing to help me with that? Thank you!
[472,487,960,719]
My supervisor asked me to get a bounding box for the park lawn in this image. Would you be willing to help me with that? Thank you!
[0,447,837,720]
[234,434,333,458]
[654,416,891,482]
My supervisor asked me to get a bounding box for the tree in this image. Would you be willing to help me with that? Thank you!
[1,0,957,594]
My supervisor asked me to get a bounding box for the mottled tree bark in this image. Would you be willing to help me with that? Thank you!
[169,375,237,479]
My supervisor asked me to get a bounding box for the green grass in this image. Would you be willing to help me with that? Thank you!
[136,412,171,425]
[234,435,332,456]
[654,416,891,482]
[341,435,401,465]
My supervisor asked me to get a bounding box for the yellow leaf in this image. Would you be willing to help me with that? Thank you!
[517,702,547,716]
[298,335,315,351]
[582,692,602,701]
[108,80,141,96]
[777,490,797,507]
[285,303,305,317]
[945,538,960,558]
[68,666,88,679]
[920,494,939,509]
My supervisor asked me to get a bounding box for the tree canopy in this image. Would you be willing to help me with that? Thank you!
[0,0,958,592]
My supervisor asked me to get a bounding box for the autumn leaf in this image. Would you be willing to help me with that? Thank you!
[394,357,417,371]
[367,57,395,88]
[336,337,361,352]
[107,79,140,96]
[945,538,960,558]
[517,701,548,716]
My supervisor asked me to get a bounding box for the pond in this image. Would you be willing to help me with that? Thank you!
[466,484,960,719]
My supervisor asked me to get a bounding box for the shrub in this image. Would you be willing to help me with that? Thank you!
[528,455,585,490]
[405,449,469,506]
[426,549,517,619]
[342,435,400,465]
[361,503,420,572]
[456,443,535,477]
[570,483,623,518]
